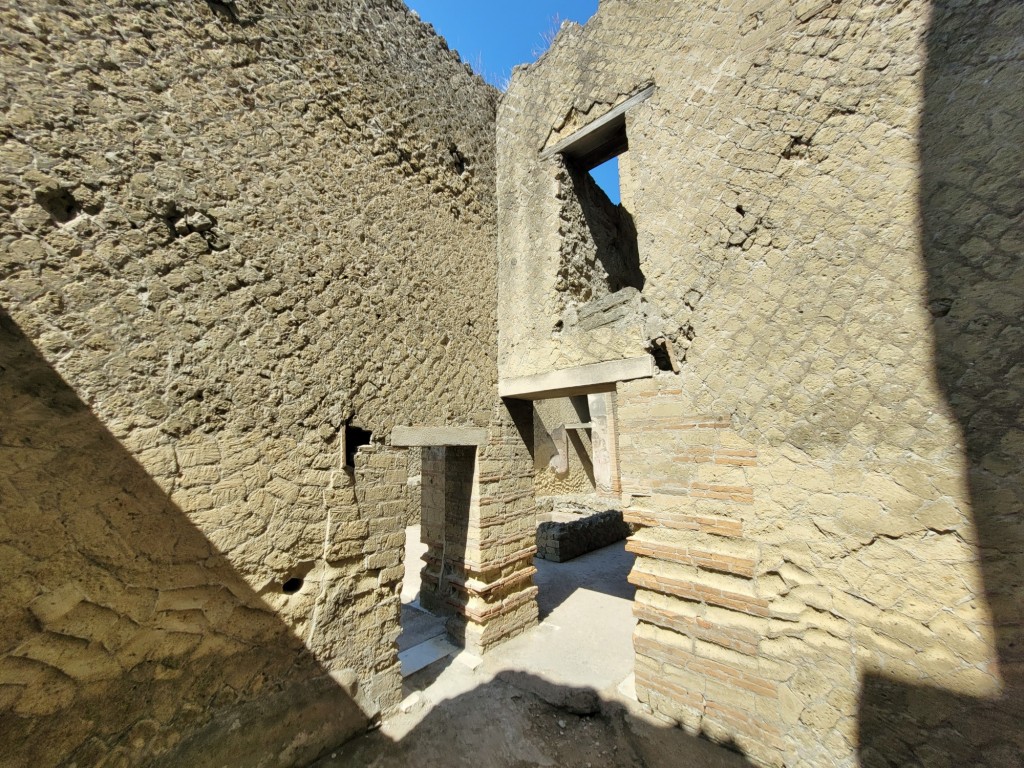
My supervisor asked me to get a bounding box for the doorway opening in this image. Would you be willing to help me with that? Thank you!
[396,445,476,679]
[515,391,638,699]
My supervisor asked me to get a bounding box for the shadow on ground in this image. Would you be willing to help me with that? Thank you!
[534,537,636,621]
[0,308,364,766]
[315,671,753,768]
[331,537,746,767]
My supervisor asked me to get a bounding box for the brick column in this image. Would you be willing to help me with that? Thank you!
[417,402,539,655]
[618,380,786,767]
[351,444,409,713]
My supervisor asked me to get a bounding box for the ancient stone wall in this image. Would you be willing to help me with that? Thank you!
[536,509,630,563]
[499,1,1023,766]
[532,395,595,497]
[0,0,498,764]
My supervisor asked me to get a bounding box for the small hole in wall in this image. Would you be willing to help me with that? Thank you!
[282,577,303,594]
[36,187,80,224]
[651,343,674,372]
[450,144,467,175]
[205,0,240,23]
[736,204,745,215]
[782,134,812,159]
[345,424,373,468]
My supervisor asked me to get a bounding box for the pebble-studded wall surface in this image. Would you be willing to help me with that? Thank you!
[498,0,1023,766]
[0,1,498,765]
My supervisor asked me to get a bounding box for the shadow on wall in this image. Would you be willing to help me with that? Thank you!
[418,444,475,645]
[0,308,364,767]
[318,672,757,768]
[532,398,595,488]
[506,396,536,464]
[858,1,1024,764]
[572,164,645,295]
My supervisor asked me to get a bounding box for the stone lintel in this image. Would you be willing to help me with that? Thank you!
[499,356,654,400]
[390,426,488,447]
[539,84,656,169]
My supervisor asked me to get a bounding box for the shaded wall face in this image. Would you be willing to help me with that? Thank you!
[532,396,596,498]
[0,310,371,767]
[856,1,1024,765]
[0,0,498,764]
[419,445,476,617]
[498,0,1022,765]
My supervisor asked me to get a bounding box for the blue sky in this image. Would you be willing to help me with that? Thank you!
[405,1,599,89]
[404,1,621,202]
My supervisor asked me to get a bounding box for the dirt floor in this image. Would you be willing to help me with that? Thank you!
[309,533,754,767]
[313,670,752,767]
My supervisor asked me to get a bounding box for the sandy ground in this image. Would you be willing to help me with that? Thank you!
[309,528,753,768]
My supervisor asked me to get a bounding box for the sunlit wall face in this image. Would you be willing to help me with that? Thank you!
[496,0,1023,765]
[0,0,503,764]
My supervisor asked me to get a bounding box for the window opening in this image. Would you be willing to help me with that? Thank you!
[544,87,654,321]
[540,84,653,169]
[588,154,621,204]
[553,129,642,313]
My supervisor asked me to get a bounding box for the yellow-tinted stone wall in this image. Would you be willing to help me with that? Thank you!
[498,0,1023,765]
[0,0,498,764]
[533,396,596,498]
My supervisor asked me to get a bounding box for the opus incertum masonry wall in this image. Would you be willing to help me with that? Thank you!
[3,0,1022,766]
[0,0,499,764]
[497,0,1023,766]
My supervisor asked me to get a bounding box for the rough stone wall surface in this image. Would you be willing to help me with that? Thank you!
[554,160,642,319]
[499,1,1023,766]
[532,395,595,496]
[418,445,476,617]
[536,509,630,563]
[403,448,424,527]
[1,0,498,765]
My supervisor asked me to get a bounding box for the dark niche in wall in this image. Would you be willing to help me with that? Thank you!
[344,424,373,468]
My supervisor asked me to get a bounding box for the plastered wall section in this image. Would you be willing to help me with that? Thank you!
[498,144,650,379]
[499,1,1023,766]
[0,0,499,765]
[532,396,595,497]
